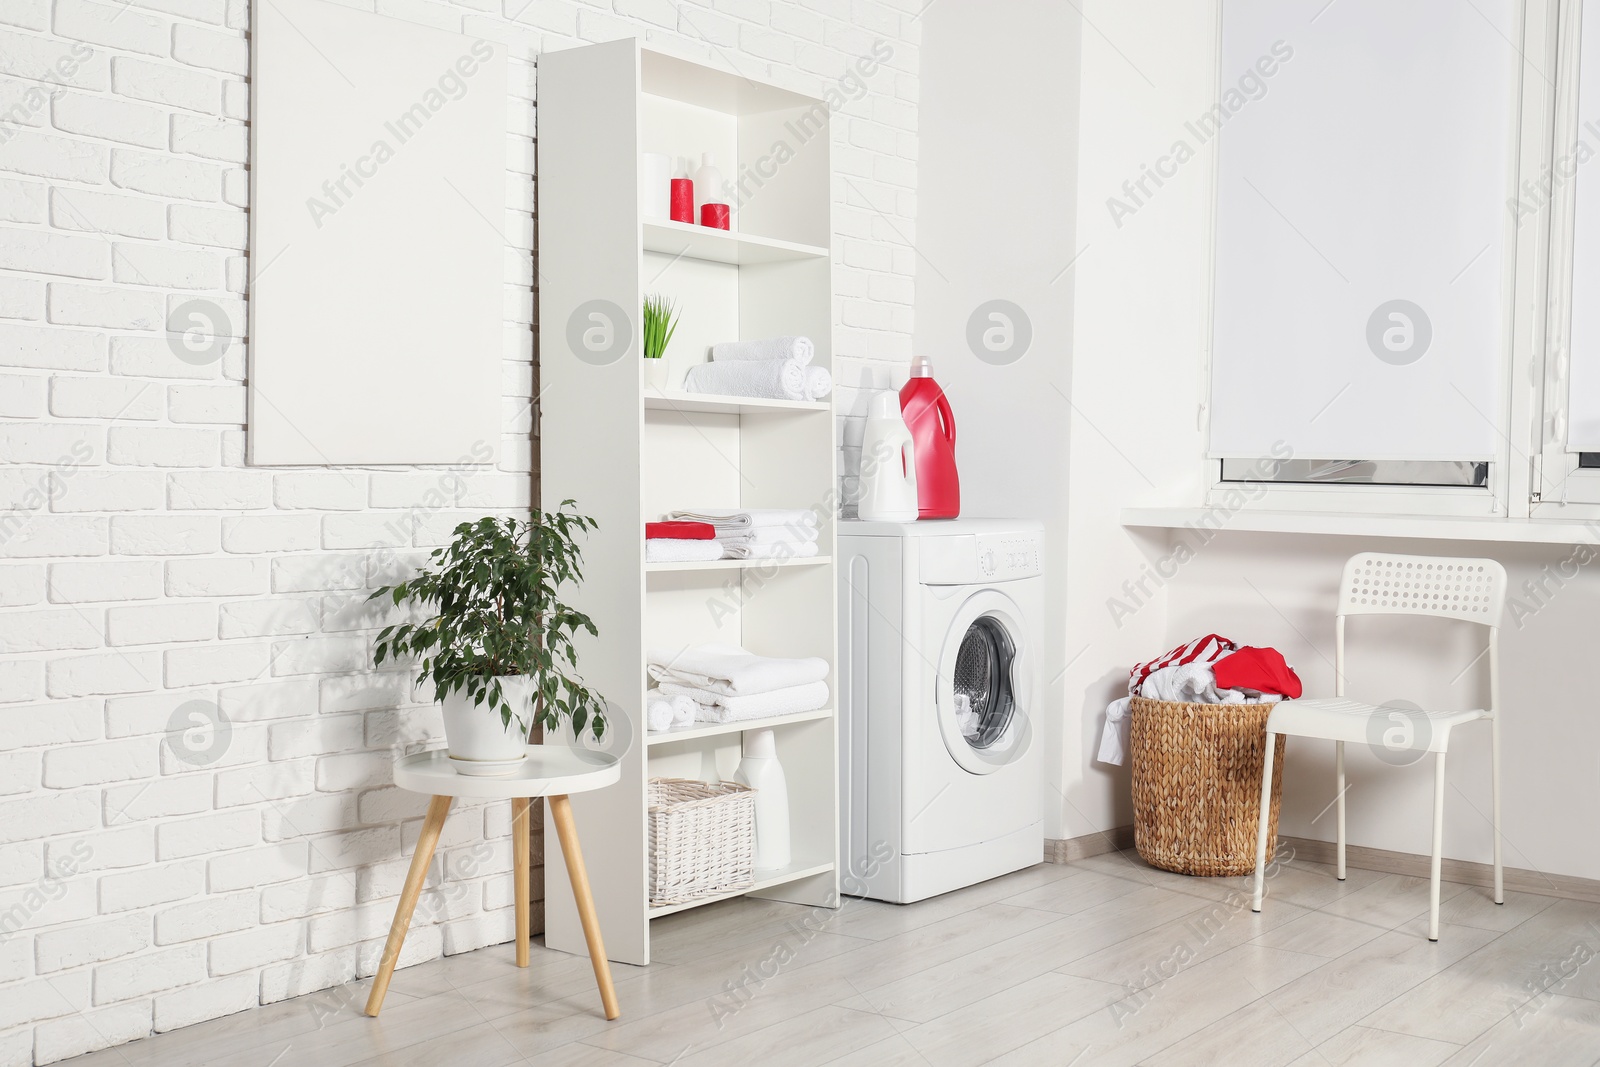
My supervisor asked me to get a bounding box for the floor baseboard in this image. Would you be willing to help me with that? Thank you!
[1043,825,1135,864]
[1282,835,1600,906]
[1043,827,1600,905]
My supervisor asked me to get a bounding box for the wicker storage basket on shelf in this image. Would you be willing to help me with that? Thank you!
[646,778,756,906]
[1129,696,1287,877]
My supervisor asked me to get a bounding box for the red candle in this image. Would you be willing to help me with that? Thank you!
[700,203,730,230]
[670,178,694,223]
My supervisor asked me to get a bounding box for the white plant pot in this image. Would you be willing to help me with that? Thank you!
[441,675,531,766]
[644,359,670,393]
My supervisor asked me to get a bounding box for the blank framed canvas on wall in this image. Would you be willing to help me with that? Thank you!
[249,0,505,465]
[1208,0,1518,462]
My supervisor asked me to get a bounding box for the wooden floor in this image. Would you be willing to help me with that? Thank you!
[65,849,1600,1066]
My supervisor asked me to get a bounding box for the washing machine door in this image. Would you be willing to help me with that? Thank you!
[935,589,1032,775]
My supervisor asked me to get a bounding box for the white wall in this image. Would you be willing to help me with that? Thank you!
[1057,0,1213,840]
[911,0,1080,835]
[0,2,920,1063]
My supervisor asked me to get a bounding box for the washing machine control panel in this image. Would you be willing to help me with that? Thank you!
[920,530,1042,584]
[976,534,1041,580]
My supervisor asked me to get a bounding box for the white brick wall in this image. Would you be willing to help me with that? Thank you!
[0,1,919,1063]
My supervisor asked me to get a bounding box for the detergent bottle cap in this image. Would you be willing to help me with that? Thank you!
[868,391,902,420]
[909,354,934,378]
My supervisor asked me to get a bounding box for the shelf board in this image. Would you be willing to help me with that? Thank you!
[645,707,832,747]
[648,860,836,918]
[643,390,830,417]
[642,219,830,266]
[646,555,831,574]
[1122,506,1600,546]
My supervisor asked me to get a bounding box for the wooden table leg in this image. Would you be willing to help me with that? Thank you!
[511,796,531,968]
[548,793,619,1021]
[365,794,451,1017]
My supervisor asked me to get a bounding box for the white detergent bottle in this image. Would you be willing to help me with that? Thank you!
[734,727,790,870]
[857,390,919,522]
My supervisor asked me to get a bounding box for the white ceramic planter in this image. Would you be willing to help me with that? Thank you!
[442,675,532,765]
[643,359,670,393]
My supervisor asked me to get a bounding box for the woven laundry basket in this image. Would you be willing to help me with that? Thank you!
[1129,696,1286,877]
[647,778,755,906]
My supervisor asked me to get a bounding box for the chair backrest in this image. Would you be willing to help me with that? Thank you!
[1334,552,1507,710]
[1337,552,1507,625]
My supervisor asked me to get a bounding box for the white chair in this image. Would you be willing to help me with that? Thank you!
[1250,552,1507,941]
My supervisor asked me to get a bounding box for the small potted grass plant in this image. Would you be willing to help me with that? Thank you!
[642,293,678,393]
[371,506,608,774]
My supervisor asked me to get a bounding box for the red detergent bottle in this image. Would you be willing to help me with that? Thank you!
[898,355,960,519]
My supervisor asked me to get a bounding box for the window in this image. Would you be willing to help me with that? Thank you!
[1201,0,1578,517]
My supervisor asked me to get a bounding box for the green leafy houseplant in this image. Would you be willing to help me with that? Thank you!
[642,293,678,359]
[370,505,608,742]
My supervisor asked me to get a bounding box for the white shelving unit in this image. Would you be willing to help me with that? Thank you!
[538,39,839,966]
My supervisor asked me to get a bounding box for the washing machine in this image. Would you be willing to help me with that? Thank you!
[838,518,1045,903]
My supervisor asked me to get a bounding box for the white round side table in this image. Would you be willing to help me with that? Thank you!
[363,745,623,1020]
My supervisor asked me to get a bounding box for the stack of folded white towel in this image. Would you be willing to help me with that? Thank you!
[682,337,832,402]
[668,508,820,560]
[647,644,829,724]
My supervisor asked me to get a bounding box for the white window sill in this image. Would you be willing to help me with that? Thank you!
[1121,507,1600,546]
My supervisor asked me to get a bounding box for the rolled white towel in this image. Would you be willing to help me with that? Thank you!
[647,697,673,733]
[804,365,832,401]
[646,538,724,563]
[710,336,814,365]
[668,694,696,727]
[683,358,807,401]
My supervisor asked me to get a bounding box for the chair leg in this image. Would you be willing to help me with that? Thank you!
[1252,731,1277,913]
[1335,740,1346,881]
[1429,751,1447,942]
[1491,717,1504,905]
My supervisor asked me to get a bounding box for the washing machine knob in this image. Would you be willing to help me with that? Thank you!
[980,548,997,575]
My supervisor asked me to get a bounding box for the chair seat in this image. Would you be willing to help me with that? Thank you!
[1265,698,1489,753]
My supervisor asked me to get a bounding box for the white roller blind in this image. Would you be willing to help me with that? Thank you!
[1568,0,1600,451]
[1209,0,1517,462]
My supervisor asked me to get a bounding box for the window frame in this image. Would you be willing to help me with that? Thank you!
[1532,0,1600,512]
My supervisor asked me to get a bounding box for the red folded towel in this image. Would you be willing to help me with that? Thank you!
[646,521,716,541]
[1212,646,1302,698]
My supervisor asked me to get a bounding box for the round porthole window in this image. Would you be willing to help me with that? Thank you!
[951,615,1017,750]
